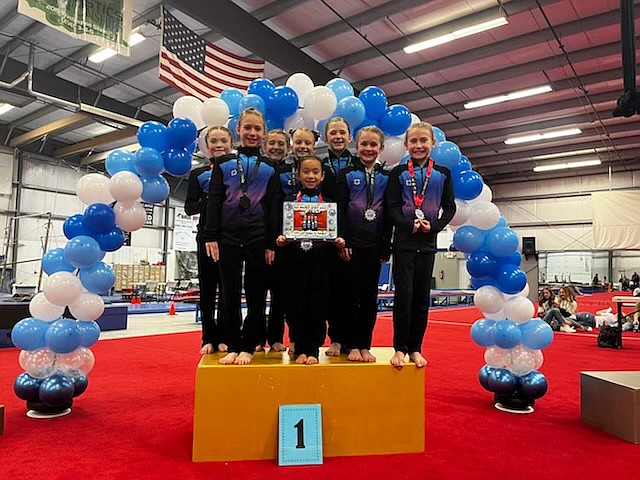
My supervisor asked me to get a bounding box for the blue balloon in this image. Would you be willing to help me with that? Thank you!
[432,126,446,143]
[334,96,366,130]
[38,374,75,407]
[471,319,496,347]
[326,78,354,102]
[450,155,472,178]
[42,248,75,275]
[167,117,197,148]
[491,320,522,349]
[520,320,553,349]
[488,368,517,394]
[470,276,496,289]
[94,226,125,252]
[353,117,381,139]
[466,250,498,277]
[134,147,164,176]
[64,235,104,269]
[63,214,92,240]
[358,86,387,120]
[185,141,197,154]
[496,215,508,228]
[137,121,169,152]
[105,149,136,176]
[518,371,548,399]
[238,94,266,116]
[84,203,115,234]
[45,318,83,354]
[266,116,285,131]
[453,170,484,200]
[220,88,245,116]
[453,226,485,253]
[496,264,527,295]
[78,321,100,347]
[380,104,412,136]
[14,372,42,401]
[141,175,170,203]
[163,147,192,176]
[11,317,49,350]
[485,227,519,257]
[431,141,461,170]
[227,116,239,141]
[248,78,275,102]
[79,261,115,294]
[478,365,495,391]
[266,86,298,119]
[316,119,328,141]
[72,375,89,397]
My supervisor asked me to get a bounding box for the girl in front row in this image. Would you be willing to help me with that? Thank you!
[385,122,456,369]
[204,108,281,365]
[336,126,391,362]
[185,125,233,355]
[276,156,345,364]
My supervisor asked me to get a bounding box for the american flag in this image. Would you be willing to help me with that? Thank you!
[159,8,265,100]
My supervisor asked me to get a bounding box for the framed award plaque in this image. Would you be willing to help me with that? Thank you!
[282,201,338,241]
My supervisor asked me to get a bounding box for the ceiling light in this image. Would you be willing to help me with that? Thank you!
[0,103,15,115]
[464,85,552,109]
[504,128,582,145]
[404,17,508,54]
[89,32,146,63]
[533,159,601,172]
[531,148,597,160]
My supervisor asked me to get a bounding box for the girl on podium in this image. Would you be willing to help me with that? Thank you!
[385,122,456,368]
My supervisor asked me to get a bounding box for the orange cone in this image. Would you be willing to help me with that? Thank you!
[168,301,176,316]
[130,294,136,305]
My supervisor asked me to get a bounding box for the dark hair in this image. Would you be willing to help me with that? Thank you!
[297,155,323,169]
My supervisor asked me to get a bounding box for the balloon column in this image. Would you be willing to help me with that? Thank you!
[428,130,554,412]
[12,118,196,415]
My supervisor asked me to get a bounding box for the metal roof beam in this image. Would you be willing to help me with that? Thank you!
[8,113,92,147]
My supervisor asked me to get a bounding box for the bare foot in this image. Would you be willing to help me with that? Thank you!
[218,343,228,352]
[325,342,342,356]
[234,352,254,365]
[270,342,286,352]
[409,352,428,368]
[219,352,239,365]
[360,349,376,363]
[347,348,363,362]
[390,351,406,369]
[295,354,307,364]
[199,343,214,355]
[255,344,264,352]
[305,356,319,365]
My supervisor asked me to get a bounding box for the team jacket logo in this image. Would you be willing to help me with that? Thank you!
[405,180,412,186]
[353,179,361,186]
[230,170,238,176]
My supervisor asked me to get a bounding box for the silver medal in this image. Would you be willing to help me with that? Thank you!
[414,209,425,220]
[364,208,377,222]
[300,240,313,251]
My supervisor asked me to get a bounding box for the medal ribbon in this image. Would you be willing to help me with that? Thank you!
[296,191,323,202]
[364,167,376,210]
[407,158,434,208]
[236,154,261,195]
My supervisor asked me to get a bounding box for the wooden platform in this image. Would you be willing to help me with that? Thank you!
[192,347,425,462]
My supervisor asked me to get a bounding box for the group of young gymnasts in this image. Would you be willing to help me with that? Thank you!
[185,107,456,368]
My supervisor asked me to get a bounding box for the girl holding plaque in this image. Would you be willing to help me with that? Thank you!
[203,108,282,365]
[385,122,456,369]
[336,126,392,363]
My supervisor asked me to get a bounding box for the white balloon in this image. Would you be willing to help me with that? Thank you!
[200,98,230,127]
[173,96,205,129]
[114,201,146,232]
[410,113,420,125]
[449,199,470,227]
[468,184,493,204]
[469,201,500,230]
[19,347,56,379]
[284,109,314,131]
[508,345,535,376]
[56,347,95,376]
[484,309,506,320]
[109,171,143,203]
[29,292,65,321]
[69,292,105,321]
[304,86,338,120]
[43,271,83,306]
[76,173,114,205]
[378,136,406,166]
[503,296,535,324]
[474,285,504,314]
[484,346,512,369]
[518,283,530,298]
[286,73,315,107]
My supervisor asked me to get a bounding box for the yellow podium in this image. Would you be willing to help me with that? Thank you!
[193,347,425,462]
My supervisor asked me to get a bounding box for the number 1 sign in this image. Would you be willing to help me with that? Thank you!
[278,404,323,466]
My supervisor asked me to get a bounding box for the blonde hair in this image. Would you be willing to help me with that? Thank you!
[290,128,320,143]
[405,121,435,143]
[356,126,385,145]
[205,125,233,144]
[324,117,351,139]
[238,107,265,129]
[264,129,290,144]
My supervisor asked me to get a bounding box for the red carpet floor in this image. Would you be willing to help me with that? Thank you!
[1,303,639,479]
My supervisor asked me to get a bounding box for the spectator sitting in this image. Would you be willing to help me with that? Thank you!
[633,286,640,297]
[538,287,574,332]
[555,286,592,332]
[592,273,600,286]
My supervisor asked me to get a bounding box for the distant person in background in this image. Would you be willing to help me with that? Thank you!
[592,273,600,286]
[632,272,640,287]
[556,286,592,332]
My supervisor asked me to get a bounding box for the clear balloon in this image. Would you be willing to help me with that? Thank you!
[29,292,65,321]
[44,271,83,306]
[69,292,105,321]
[56,347,95,376]
[76,173,114,205]
[11,318,49,350]
[286,73,314,107]
[474,285,505,314]
[304,86,337,120]
[484,347,512,369]
[503,296,535,324]
[509,345,535,376]
[200,98,230,127]
[172,96,204,129]
[19,347,56,379]
[114,201,146,232]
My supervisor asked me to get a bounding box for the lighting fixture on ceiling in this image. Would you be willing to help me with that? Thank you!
[464,85,552,109]
[0,103,15,115]
[404,17,508,54]
[531,148,597,160]
[504,128,582,145]
[89,31,146,63]
[533,159,602,172]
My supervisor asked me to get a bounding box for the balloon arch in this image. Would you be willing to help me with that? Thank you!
[12,74,551,414]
